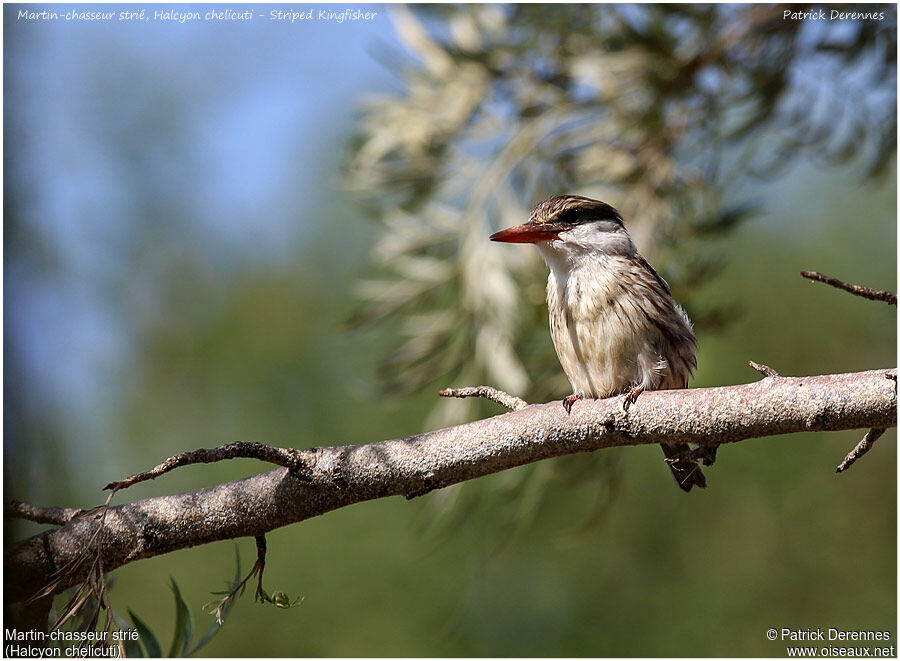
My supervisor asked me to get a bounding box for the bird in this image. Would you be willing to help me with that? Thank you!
[490,194,707,492]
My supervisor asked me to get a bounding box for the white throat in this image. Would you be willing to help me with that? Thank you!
[534,222,636,281]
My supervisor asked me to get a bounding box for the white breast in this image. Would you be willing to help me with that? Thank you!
[539,246,695,398]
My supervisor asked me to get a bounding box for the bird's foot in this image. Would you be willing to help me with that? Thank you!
[669,460,707,491]
[621,386,644,411]
[697,444,719,467]
[562,393,582,415]
[664,444,719,467]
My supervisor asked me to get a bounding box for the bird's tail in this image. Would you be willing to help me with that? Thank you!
[660,443,706,492]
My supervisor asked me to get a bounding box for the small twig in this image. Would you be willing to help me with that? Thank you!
[801,271,897,305]
[33,490,119,634]
[6,501,83,526]
[204,534,301,623]
[836,428,886,473]
[439,386,528,411]
[748,361,780,378]
[104,442,310,493]
[204,538,265,624]
[30,443,311,622]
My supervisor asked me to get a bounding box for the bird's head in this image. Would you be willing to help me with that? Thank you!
[490,195,633,258]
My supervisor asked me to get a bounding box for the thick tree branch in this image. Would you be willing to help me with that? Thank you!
[6,368,896,605]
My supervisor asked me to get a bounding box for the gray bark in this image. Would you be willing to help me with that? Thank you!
[6,368,896,606]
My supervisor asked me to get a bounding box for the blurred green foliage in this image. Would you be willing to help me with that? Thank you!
[342,8,896,635]
[5,4,897,657]
[345,4,895,409]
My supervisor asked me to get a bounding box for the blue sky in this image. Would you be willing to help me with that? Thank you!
[5,4,400,476]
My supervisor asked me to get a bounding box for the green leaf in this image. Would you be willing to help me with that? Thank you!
[113,612,143,658]
[187,609,228,657]
[186,546,242,656]
[230,544,242,587]
[168,577,194,658]
[128,609,162,658]
[269,591,304,609]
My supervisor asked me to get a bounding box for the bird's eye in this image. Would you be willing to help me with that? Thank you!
[554,203,622,228]
[555,208,583,225]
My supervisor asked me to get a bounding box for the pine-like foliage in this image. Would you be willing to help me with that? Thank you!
[344,4,896,531]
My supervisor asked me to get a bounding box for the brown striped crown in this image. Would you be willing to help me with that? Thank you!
[529,195,623,227]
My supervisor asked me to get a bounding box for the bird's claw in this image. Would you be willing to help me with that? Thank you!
[697,444,719,467]
[664,445,719,467]
[562,393,582,415]
[621,386,644,411]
